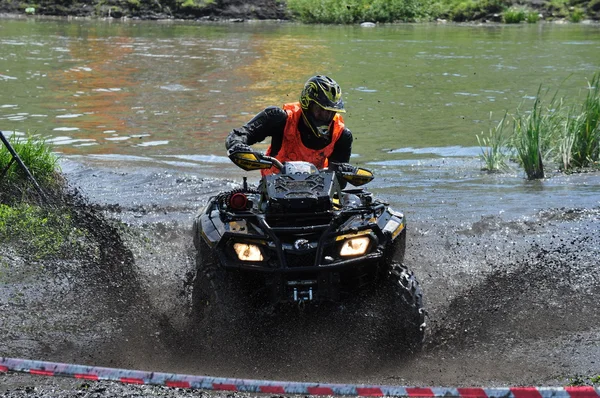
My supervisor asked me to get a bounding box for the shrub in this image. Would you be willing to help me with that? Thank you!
[546,0,569,17]
[179,0,213,10]
[526,11,540,22]
[569,7,585,21]
[503,7,526,23]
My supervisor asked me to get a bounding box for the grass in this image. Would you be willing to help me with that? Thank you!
[557,107,580,170]
[284,0,594,23]
[476,72,600,179]
[0,203,87,259]
[569,7,585,21]
[0,132,74,259]
[0,132,61,204]
[570,73,600,168]
[286,0,436,23]
[477,112,511,172]
[503,7,540,23]
[503,7,526,23]
[0,133,60,187]
[511,90,556,179]
[567,374,600,386]
[525,10,540,23]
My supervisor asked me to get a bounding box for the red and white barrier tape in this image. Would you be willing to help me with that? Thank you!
[1,357,599,397]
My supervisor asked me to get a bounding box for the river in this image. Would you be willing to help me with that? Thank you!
[2,17,599,222]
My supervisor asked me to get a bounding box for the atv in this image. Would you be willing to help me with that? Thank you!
[192,150,426,346]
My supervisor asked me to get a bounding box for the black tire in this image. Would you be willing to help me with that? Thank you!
[191,238,246,327]
[381,261,426,352]
[192,238,224,320]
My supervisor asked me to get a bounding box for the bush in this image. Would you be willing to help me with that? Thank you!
[545,0,569,17]
[526,11,540,23]
[447,0,505,21]
[569,7,585,21]
[503,7,526,23]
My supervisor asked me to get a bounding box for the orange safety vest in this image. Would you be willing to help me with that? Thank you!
[261,102,345,176]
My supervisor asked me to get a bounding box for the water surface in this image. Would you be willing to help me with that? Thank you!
[1,18,599,220]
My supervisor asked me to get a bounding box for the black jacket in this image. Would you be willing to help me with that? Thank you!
[225,106,353,164]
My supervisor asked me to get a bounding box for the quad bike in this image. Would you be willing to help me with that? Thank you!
[192,150,426,346]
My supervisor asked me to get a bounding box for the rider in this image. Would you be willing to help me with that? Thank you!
[225,75,355,176]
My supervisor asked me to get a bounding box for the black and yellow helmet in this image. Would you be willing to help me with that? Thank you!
[299,75,345,138]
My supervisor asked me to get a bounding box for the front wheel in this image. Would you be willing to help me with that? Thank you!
[380,261,426,352]
[192,239,225,319]
[191,238,246,329]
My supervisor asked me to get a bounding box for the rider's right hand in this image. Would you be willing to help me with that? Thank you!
[330,162,357,174]
[227,143,253,156]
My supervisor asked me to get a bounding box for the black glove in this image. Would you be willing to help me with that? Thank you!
[330,162,357,174]
[227,142,253,156]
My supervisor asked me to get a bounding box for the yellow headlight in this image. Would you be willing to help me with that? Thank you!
[233,243,263,261]
[340,236,370,257]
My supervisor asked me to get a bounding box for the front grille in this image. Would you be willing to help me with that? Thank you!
[285,252,317,268]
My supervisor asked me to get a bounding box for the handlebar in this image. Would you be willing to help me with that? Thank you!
[258,154,284,170]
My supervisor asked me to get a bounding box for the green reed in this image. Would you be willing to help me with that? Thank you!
[570,73,600,168]
[508,86,561,179]
[477,112,511,172]
[477,73,600,179]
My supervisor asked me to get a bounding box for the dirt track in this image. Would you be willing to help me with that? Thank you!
[1,168,600,396]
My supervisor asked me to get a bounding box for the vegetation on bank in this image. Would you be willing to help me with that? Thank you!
[1,134,134,265]
[286,0,598,23]
[0,134,59,197]
[0,203,88,259]
[1,0,599,22]
[0,134,86,259]
[477,72,600,179]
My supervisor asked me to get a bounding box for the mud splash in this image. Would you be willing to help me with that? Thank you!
[2,165,600,395]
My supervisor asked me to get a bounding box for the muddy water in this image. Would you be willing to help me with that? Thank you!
[2,17,600,390]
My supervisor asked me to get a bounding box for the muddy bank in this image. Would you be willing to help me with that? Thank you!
[1,163,600,396]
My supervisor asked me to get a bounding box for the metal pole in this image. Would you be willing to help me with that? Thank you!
[0,131,49,204]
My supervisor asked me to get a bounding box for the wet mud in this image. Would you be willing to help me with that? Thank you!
[1,164,599,396]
